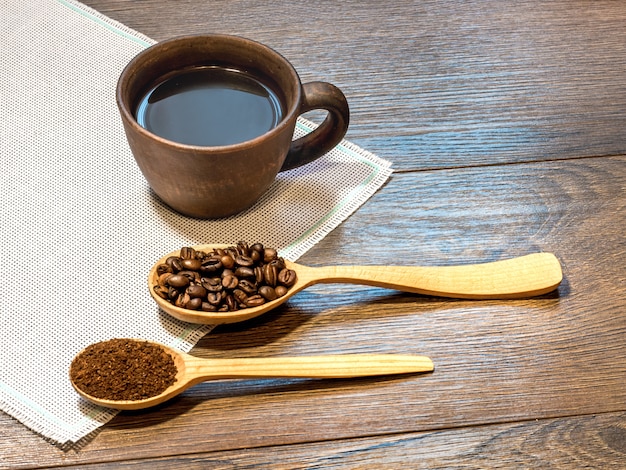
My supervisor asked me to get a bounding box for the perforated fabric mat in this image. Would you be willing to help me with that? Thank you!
[0,0,392,445]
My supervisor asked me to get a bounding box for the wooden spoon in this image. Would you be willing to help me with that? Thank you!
[149,245,562,324]
[70,340,434,410]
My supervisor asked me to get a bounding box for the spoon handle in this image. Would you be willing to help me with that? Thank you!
[184,354,434,382]
[302,252,562,299]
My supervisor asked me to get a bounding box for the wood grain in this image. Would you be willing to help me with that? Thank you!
[83,0,626,170]
[43,412,626,469]
[2,157,624,467]
[1,0,625,468]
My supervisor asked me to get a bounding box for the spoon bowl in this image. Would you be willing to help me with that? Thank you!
[149,245,563,325]
[70,339,434,410]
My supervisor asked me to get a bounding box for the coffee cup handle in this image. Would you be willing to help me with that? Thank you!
[280,81,350,171]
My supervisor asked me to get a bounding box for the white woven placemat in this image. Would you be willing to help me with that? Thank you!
[0,0,392,445]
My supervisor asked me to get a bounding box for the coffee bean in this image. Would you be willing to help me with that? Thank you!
[278,268,297,287]
[167,274,190,288]
[200,257,222,274]
[235,266,255,279]
[156,263,173,276]
[250,244,263,262]
[225,294,238,311]
[251,266,260,284]
[237,279,256,295]
[180,246,197,260]
[153,285,169,300]
[275,285,288,297]
[157,272,172,287]
[187,297,203,310]
[175,292,191,308]
[262,264,277,287]
[201,277,223,292]
[263,248,278,263]
[222,274,239,290]
[221,255,235,269]
[180,270,201,283]
[236,241,250,256]
[207,291,223,306]
[270,257,286,270]
[234,255,254,267]
[246,295,266,307]
[233,289,248,305]
[166,256,183,272]
[168,286,180,301]
[258,285,277,301]
[187,284,207,298]
[181,258,202,271]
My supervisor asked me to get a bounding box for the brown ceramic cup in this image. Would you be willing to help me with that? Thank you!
[116,34,350,219]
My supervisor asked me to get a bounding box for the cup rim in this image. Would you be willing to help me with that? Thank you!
[116,33,302,151]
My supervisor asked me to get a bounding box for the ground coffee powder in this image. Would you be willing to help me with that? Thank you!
[70,338,178,401]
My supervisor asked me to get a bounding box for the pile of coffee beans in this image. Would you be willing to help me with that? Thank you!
[153,242,297,312]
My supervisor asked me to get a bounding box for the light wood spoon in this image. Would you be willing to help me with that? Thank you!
[149,245,562,324]
[70,340,434,410]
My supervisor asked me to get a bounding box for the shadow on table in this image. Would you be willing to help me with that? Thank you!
[201,281,565,351]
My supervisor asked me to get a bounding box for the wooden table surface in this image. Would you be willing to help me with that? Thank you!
[3,0,625,468]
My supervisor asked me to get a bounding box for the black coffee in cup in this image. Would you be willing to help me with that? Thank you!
[117,34,349,218]
[135,66,285,146]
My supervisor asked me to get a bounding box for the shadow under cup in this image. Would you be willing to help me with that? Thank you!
[116,34,349,219]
